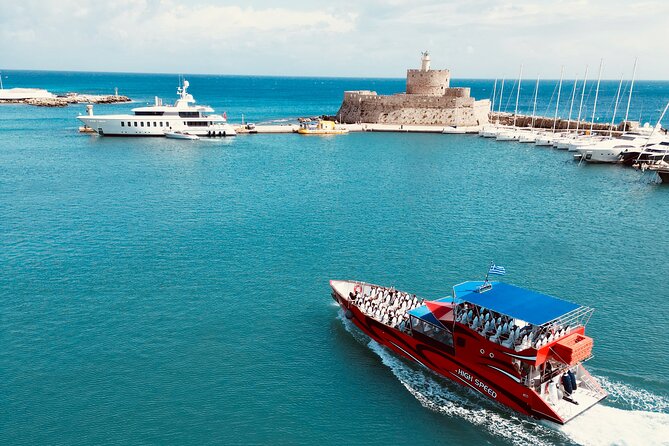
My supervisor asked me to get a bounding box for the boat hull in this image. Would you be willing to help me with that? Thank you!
[332,286,593,424]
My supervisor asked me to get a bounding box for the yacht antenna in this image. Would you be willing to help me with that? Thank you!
[566,73,579,133]
[609,74,624,138]
[513,65,523,127]
[575,65,589,134]
[623,57,638,132]
[552,66,564,133]
[590,58,604,134]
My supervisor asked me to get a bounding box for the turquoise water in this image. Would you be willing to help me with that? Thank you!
[1,72,668,445]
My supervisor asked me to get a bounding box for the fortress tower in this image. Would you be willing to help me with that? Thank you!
[336,52,490,127]
[406,51,451,96]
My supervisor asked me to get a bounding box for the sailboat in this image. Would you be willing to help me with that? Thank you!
[568,59,605,152]
[535,66,564,146]
[554,75,580,149]
[519,75,541,143]
[480,78,504,137]
[497,66,523,141]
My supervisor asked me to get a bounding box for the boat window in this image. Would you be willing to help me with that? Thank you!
[186,121,209,127]
[160,122,163,127]
[134,111,164,116]
[140,122,144,127]
[121,122,124,127]
[134,122,137,127]
[127,122,131,127]
[153,122,157,127]
[411,317,454,347]
[178,112,200,118]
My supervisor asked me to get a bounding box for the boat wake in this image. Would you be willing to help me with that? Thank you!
[558,376,669,446]
[337,310,669,446]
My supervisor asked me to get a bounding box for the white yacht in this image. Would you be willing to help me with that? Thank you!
[78,80,236,137]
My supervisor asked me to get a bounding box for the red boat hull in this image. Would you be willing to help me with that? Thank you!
[332,286,569,424]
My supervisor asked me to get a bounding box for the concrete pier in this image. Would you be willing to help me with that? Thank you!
[233,123,481,135]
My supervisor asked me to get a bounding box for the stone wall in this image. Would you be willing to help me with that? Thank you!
[336,90,491,126]
[406,69,450,95]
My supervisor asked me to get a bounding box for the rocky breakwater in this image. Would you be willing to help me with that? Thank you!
[0,88,130,107]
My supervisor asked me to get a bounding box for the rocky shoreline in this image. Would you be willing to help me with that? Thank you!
[0,93,131,107]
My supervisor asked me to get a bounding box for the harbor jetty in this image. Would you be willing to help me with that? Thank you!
[489,112,638,135]
[0,88,130,107]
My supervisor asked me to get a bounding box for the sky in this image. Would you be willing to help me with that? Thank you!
[1,0,667,80]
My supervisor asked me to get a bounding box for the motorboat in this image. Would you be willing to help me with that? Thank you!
[331,278,607,424]
[165,131,199,140]
[297,119,348,135]
[77,80,236,137]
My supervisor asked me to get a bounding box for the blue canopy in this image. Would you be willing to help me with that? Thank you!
[407,305,444,327]
[452,281,580,326]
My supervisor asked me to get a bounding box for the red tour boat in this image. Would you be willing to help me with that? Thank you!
[330,278,607,424]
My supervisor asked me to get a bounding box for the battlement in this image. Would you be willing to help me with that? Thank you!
[406,68,451,95]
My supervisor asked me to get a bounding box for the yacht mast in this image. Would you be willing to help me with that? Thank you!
[491,78,498,114]
[609,74,624,138]
[590,59,604,134]
[575,65,589,134]
[552,66,564,133]
[513,65,523,127]
[498,78,505,115]
[566,74,579,133]
[636,101,669,164]
[623,57,638,132]
[531,75,540,128]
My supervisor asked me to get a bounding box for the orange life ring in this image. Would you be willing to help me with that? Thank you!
[353,284,362,294]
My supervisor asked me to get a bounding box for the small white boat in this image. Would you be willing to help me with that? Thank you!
[165,131,199,140]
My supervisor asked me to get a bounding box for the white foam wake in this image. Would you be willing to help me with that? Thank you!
[337,310,669,446]
[598,376,669,413]
[560,404,669,446]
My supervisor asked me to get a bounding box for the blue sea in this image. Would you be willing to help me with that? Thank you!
[1,71,668,446]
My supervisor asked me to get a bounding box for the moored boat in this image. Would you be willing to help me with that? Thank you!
[330,278,607,424]
[165,131,199,140]
[298,119,348,135]
[77,80,236,137]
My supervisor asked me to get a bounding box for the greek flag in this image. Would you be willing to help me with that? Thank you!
[489,264,506,276]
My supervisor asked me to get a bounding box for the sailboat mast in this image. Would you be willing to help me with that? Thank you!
[498,78,505,115]
[623,57,638,132]
[590,59,604,134]
[609,74,624,138]
[552,66,564,133]
[491,78,498,114]
[566,74,579,133]
[636,101,669,164]
[531,75,540,128]
[513,65,523,127]
[575,65,588,133]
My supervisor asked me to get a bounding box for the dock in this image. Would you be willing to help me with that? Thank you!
[233,123,481,135]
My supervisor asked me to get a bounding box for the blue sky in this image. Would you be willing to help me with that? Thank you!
[1,0,667,80]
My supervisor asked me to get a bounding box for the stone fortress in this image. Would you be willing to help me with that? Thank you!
[336,52,490,127]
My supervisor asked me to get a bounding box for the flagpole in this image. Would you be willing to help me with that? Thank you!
[484,260,493,284]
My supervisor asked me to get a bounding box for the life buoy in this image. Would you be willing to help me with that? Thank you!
[353,284,362,294]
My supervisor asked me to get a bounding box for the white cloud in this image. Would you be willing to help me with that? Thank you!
[0,0,667,79]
